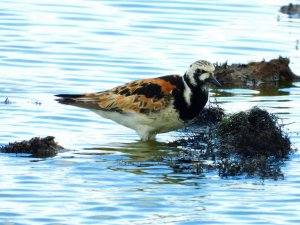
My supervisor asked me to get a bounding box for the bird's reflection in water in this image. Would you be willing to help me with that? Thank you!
[81,140,199,184]
[83,140,180,163]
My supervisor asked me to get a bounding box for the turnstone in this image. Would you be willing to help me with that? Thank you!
[56,60,220,141]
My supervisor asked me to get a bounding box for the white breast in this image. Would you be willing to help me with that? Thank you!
[91,104,184,140]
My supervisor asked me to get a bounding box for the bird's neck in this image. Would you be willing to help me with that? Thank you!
[173,76,209,121]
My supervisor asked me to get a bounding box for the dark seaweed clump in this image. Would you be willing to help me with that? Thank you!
[217,107,291,158]
[0,136,64,158]
[193,104,225,125]
[214,57,299,87]
[280,3,300,16]
[171,107,293,179]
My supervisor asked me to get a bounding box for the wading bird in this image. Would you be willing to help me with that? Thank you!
[56,60,220,141]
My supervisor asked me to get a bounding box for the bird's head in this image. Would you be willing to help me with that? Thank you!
[184,60,220,88]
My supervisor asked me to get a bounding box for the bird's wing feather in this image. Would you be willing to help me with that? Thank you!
[56,75,182,114]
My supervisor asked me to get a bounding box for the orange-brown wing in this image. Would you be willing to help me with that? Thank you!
[56,75,182,114]
[95,91,172,114]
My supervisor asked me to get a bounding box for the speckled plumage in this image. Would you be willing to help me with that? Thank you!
[56,60,219,141]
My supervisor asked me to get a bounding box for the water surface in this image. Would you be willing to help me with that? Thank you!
[1,0,300,224]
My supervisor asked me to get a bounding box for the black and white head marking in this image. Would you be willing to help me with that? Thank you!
[185,60,215,86]
[182,60,216,106]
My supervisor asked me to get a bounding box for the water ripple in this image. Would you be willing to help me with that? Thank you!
[1,0,300,224]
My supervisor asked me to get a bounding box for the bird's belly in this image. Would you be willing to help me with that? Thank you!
[91,106,184,134]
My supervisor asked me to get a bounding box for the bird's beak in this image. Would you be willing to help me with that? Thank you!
[209,74,221,86]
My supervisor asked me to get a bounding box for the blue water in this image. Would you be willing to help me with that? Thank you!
[1,0,300,224]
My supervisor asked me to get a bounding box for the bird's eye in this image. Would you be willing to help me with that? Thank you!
[196,69,202,74]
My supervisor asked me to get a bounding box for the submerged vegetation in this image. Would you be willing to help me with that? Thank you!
[171,106,293,179]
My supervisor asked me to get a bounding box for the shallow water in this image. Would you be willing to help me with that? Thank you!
[1,0,300,224]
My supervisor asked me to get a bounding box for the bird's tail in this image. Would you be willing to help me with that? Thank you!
[55,94,86,105]
[55,93,102,110]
